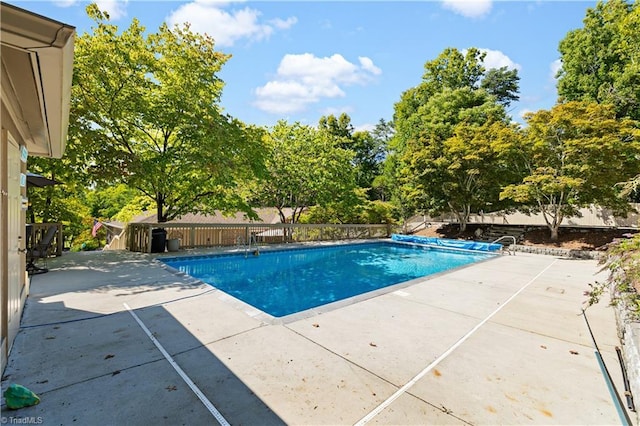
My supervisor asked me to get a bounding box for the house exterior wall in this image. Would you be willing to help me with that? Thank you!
[1,3,75,372]
[0,127,28,372]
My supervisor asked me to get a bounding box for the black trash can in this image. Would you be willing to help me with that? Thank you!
[151,228,167,253]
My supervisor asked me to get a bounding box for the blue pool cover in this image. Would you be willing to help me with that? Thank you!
[391,234,503,252]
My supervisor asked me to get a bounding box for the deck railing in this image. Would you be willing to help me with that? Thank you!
[126,222,396,253]
[102,222,126,251]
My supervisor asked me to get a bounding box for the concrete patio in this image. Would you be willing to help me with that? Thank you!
[1,245,635,425]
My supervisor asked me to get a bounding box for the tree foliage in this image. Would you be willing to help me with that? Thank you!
[69,4,265,223]
[397,87,520,230]
[386,47,522,230]
[587,234,640,319]
[500,101,640,240]
[254,121,357,224]
[86,184,138,219]
[301,196,396,225]
[557,0,640,120]
[318,114,387,199]
[26,156,90,246]
[395,48,520,128]
[480,67,520,107]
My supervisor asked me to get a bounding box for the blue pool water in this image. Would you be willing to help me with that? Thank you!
[162,242,494,317]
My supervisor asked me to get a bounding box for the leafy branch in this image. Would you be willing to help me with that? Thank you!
[584,234,640,320]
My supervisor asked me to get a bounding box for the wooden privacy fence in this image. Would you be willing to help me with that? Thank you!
[126,223,396,253]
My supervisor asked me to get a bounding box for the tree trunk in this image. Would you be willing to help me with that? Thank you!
[156,193,166,223]
[452,211,467,232]
[541,208,562,242]
[451,204,470,233]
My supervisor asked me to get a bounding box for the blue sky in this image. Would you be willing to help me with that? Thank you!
[11,0,597,131]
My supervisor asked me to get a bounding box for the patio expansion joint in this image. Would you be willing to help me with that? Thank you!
[486,315,609,351]
[394,295,490,320]
[1,356,169,400]
[283,323,402,387]
[18,311,124,330]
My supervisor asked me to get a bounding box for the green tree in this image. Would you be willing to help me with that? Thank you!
[480,67,520,107]
[500,101,640,240]
[300,195,396,225]
[255,121,356,224]
[373,152,422,228]
[318,114,387,199]
[26,156,90,247]
[318,113,354,141]
[69,4,265,223]
[86,184,138,219]
[395,47,519,121]
[389,48,522,231]
[421,47,485,95]
[300,188,368,224]
[113,196,156,223]
[435,119,522,230]
[401,88,519,231]
[557,0,640,120]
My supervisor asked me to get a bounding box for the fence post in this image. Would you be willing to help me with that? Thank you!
[57,223,63,255]
[147,225,153,253]
[125,224,131,251]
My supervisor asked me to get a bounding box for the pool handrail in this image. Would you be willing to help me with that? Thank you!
[491,235,517,255]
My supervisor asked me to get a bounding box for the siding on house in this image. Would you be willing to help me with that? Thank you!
[1,3,74,372]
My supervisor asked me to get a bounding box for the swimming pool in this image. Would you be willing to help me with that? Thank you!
[161,242,495,317]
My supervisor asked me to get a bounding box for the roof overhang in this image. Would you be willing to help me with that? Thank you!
[1,2,75,158]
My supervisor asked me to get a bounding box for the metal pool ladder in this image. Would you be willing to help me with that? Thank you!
[239,234,260,258]
[492,235,517,255]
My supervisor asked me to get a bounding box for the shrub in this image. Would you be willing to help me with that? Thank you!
[586,234,640,319]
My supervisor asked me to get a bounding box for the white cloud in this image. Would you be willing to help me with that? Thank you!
[478,48,521,71]
[166,1,296,47]
[95,0,128,20]
[462,48,520,72]
[550,59,562,80]
[254,53,382,115]
[52,0,78,7]
[271,17,297,30]
[441,0,492,19]
[354,123,376,133]
[359,57,382,75]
